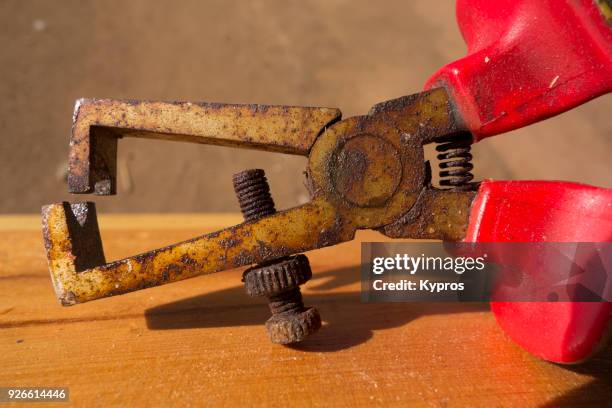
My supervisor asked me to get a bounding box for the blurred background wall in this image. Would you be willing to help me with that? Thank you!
[1,0,610,214]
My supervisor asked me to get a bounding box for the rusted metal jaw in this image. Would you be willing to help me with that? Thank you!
[42,87,477,306]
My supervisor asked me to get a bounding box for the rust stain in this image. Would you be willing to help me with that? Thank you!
[43,87,478,306]
[381,189,477,241]
[42,197,354,305]
[68,99,341,195]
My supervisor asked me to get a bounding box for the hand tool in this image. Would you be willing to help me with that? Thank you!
[42,0,612,361]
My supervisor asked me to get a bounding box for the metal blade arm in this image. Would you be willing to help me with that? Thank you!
[68,99,341,195]
[42,197,355,306]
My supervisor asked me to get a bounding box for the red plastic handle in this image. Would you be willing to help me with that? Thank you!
[425,0,612,140]
[466,180,612,363]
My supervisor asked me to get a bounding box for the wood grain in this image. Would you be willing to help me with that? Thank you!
[0,215,610,407]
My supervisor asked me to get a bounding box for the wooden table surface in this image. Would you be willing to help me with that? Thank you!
[1,215,611,407]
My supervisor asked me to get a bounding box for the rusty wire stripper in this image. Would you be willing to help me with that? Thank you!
[42,0,612,358]
[43,89,475,343]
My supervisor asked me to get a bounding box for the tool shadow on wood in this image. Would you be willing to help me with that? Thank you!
[145,265,490,352]
[541,351,612,407]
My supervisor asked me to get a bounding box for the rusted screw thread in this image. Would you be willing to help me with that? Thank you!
[268,288,304,315]
[234,169,320,343]
[233,169,304,316]
[232,169,276,222]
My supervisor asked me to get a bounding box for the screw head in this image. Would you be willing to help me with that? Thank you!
[265,307,321,344]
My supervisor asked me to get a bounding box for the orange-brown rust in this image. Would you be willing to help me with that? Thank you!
[42,197,355,305]
[44,87,477,306]
[381,189,477,241]
[369,88,461,143]
[68,99,341,195]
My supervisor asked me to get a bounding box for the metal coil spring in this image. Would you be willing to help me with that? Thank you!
[434,132,476,191]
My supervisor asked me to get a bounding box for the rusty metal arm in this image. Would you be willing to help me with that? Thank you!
[68,99,341,195]
[43,87,478,307]
[380,189,477,241]
[368,87,462,143]
[42,197,356,306]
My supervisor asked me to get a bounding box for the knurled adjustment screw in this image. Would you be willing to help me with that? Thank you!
[233,169,321,344]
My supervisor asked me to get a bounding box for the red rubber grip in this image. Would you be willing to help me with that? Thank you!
[465,180,612,363]
[425,0,612,140]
